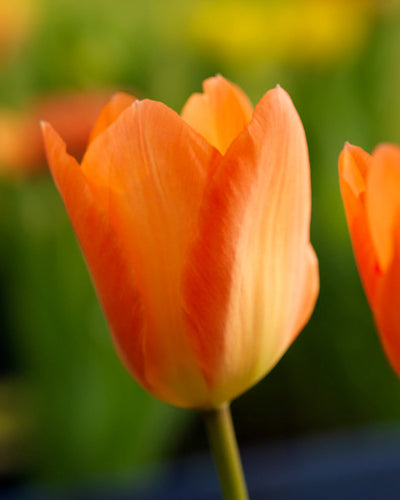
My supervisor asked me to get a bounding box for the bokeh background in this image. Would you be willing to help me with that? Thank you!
[1,0,400,496]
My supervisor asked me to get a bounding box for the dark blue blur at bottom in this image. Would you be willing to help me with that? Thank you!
[2,425,400,500]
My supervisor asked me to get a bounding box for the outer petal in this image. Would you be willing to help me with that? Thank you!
[181,75,253,154]
[41,123,147,388]
[294,244,319,337]
[183,87,319,407]
[339,143,380,304]
[88,92,136,144]
[374,215,400,377]
[81,100,221,407]
[367,144,400,272]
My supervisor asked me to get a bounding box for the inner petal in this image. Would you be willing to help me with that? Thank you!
[81,99,220,407]
[181,75,253,154]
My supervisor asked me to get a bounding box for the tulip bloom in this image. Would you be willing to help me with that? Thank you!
[339,143,400,375]
[42,76,319,409]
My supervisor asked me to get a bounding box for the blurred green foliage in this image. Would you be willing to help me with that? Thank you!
[1,0,400,489]
[0,178,186,483]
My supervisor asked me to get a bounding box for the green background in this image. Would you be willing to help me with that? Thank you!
[0,0,399,488]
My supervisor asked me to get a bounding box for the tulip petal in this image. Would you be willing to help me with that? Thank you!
[294,244,319,336]
[374,214,400,377]
[81,100,220,407]
[339,143,380,304]
[367,144,400,271]
[184,87,318,406]
[88,92,136,144]
[41,122,148,390]
[181,75,253,154]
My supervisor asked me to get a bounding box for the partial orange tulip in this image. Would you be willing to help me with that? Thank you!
[339,143,400,375]
[42,76,319,409]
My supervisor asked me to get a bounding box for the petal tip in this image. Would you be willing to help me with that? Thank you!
[268,84,291,103]
[204,73,228,88]
[40,120,51,133]
[339,142,365,174]
[342,142,357,152]
[341,142,354,159]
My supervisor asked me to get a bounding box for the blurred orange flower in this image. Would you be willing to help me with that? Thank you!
[339,143,400,375]
[42,76,319,409]
[0,91,113,178]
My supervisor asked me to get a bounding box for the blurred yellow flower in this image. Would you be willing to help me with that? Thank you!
[0,0,38,64]
[188,0,377,67]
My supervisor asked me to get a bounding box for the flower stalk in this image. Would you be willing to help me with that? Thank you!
[203,405,249,500]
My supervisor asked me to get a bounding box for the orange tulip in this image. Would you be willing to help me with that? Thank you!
[42,76,319,409]
[339,142,400,375]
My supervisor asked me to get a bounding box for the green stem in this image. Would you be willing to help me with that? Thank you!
[203,404,249,500]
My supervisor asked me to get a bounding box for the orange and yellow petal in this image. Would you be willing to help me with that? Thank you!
[181,75,253,154]
[81,100,220,407]
[367,144,400,271]
[293,244,319,336]
[374,214,400,377]
[339,143,380,304]
[184,87,318,406]
[88,92,136,144]
[41,122,147,390]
